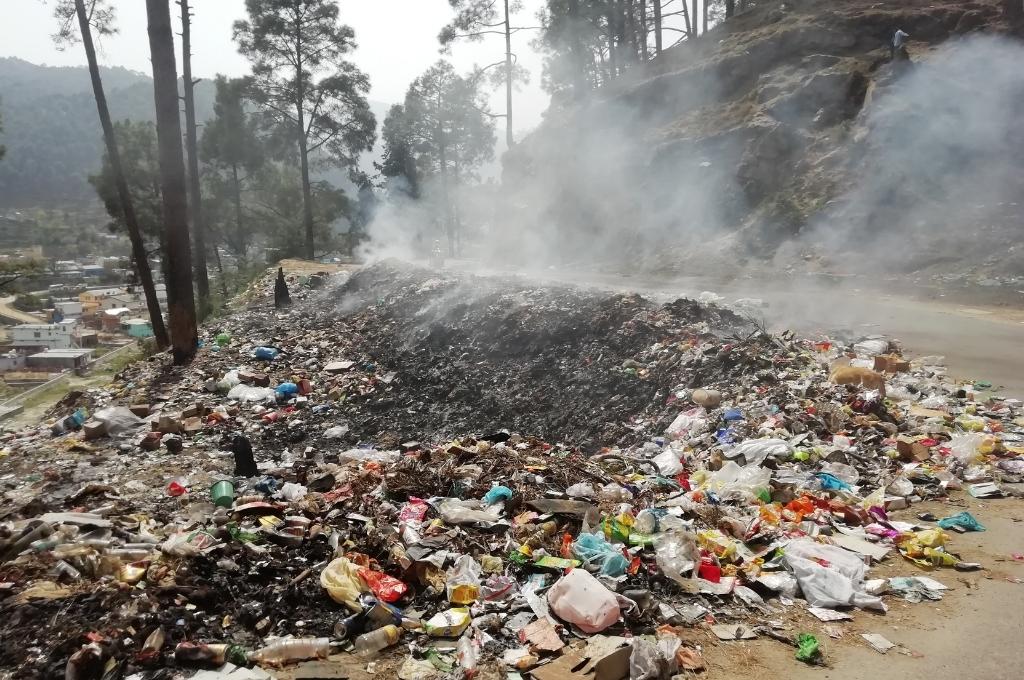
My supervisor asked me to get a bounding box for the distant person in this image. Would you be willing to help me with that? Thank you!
[274,267,291,308]
[891,28,910,60]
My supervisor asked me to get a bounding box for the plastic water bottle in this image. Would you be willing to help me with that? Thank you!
[352,625,400,656]
[247,638,330,664]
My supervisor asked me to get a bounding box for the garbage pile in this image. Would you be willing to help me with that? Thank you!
[1,261,1023,679]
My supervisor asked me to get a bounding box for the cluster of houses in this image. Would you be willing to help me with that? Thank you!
[0,284,163,377]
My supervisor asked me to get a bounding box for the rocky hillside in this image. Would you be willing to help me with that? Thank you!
[500,0,1024,279]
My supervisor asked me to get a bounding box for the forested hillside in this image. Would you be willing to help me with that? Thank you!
[0,57,215,207]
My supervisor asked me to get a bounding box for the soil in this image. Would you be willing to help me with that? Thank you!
[707,496,1024,680]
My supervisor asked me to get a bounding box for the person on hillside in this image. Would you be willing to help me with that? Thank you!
[274,267,291,308]
[891,29,910,60]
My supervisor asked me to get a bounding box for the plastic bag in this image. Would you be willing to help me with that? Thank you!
[573,533,629,577]
[227,384,276,403]
[358,567,408,603]
[320,557,368,611]
[937,512,985,532]
[598,483,632,502]
[795,634,821,663]
[948,433,986,464]
[437,499,502,525]
[278,482,307,501]
[337,448,400,464]
[254,346,279,360]
[652,449,684,475]
[275,382,299,397]
[93,407,145,435]
[547,568,621,633]
[665,408,707,438]
[784,538,884,610]
[323,425,350,439]
[446,555,482,604]
[566,482,596,498]
[482,485,513,506]
[853,338,889,356]
[456,633,480,676]
[217,370,241,391]
[885,476,913,497]
[654,531,700,588]
[629,638,661,680]
[725,438,791,466]
[817,473,852,491]
[703,461,772,500]
[820,462,859,485]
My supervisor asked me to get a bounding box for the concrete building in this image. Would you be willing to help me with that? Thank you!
[102,307,132,332]
[0,351,26,372]
[27,348,93,371]
[54,301,84,318]
[79,287,124,315]
[10,321,77,350]
[123,318,154,338]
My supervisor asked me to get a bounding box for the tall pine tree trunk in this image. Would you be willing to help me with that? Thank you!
[179,0,210,320]
[146,0,197,365]
[568,0,586,97]
[681,0,692,37]
[639,0,648,61]
[692,0,699,36]
[654,0,662,53]
[606,5,618,77]
[503,0,514,147]
[297,121,315,260]
[74,0,168,349]
[703,0,708,33]
[625,0,638,63]
[726,0,735,18]
[231,163,246,262]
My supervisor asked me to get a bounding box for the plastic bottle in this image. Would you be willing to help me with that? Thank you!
[248,638,330,665]
[352,625,400,656]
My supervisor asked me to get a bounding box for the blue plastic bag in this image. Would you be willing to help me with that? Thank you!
[254,346,279,361]
[275,382,299,397]
[482,485,513,506]
[816,472,851,491]
[937,511,985,532]
[573,532,629,577]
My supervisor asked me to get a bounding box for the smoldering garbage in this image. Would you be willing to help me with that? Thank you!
[1,261,1022,679]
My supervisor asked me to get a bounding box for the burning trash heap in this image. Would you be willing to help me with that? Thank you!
[1,261,1022,679]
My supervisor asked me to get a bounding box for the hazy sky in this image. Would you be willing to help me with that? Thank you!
[0,0,551,135]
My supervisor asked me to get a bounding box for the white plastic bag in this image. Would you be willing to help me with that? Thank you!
[566,482,596,498]
[703,461,772,499]
[227,384,276,403]
[547,568,621,633]
[853,338,889,356]
[948,433,985,464]
[725,438,791,466]
[93,406,145,435]
[654,531,699,588]
[652,448,684,475]
[665,408,707,438]
[629,638,661,680]
[820,462,860,485]
[785,538,884,610]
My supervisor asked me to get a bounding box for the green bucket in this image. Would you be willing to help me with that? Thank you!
[211,480,235,508]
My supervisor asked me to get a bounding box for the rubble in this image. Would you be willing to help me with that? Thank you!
[0,261,1022,679]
